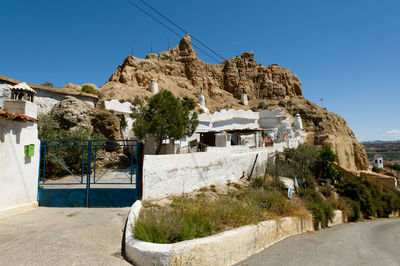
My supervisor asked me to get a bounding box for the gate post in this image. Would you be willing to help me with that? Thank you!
[37,140,42,201]
[86,140,92,207]
[136,142,144,200]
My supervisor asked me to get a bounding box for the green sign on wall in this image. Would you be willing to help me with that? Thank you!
[25,144,35,157]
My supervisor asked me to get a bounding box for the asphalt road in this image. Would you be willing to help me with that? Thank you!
[236,218,400,266]
[0,207,131,266]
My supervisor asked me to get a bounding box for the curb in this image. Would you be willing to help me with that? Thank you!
[125,201,333,266]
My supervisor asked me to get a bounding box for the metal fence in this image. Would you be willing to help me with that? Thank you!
[37,139,143,207]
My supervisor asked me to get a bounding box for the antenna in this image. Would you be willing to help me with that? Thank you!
[150,42,153,53]
[131,41,135,56]
[320,97,324,107]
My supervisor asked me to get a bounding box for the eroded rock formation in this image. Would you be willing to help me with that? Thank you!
[50,96,121,140]
[100,34,368,170]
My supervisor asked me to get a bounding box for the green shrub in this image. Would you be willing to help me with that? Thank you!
[298,187,324,203]
[342,197,361,221]
[372,166,382,173]
[336,176,400,219]
[298,187,334,229]
[319,186,333,198]
[306,201,334,229]
[336,176,375,218]
[38,113,104,178]
[81,85,97,95]
[385,164,400,171]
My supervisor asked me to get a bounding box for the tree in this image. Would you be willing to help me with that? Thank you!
[131,90,198,154]
[181,96,196,110]
[313,145,340,184]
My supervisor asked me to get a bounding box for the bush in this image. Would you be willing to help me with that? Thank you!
[38,113,104,178]
[336,176,400,220]
[342,197,361,222]
[306,201,334,229]
[81,85,97,95]
[372,166,382,173]
[385,164,400,171]
[319,186,333,198]
[336,176,375,218]
[298,187,334,229]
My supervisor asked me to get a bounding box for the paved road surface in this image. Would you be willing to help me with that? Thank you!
[236,218,400,266]
[0,207,131,266]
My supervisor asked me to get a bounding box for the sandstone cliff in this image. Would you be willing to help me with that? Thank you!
[100,34,368,171]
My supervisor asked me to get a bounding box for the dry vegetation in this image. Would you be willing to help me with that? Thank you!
[132,178,309,244]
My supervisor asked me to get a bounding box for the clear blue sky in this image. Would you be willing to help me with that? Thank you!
[1,0,399,141]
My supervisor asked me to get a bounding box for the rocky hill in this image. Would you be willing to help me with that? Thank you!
[100,34,368,171]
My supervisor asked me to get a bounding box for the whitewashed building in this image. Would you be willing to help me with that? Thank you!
[0,83,40,216]
[0,75,98,113]
[374,154,384,168]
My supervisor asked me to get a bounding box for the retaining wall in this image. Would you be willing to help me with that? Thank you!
[125,200,316,266]
[142,146,279,200]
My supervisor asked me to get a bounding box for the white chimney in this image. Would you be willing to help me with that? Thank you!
[4,82,37,119]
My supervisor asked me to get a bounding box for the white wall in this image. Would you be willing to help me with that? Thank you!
[0,119,40,214]
[143,148,268,200]
[142,134,306,200]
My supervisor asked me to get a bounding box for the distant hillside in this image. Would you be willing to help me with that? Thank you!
[362,141,400,161]
[361,140,400,144]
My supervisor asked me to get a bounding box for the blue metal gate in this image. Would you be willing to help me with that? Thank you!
[37,139,143,207]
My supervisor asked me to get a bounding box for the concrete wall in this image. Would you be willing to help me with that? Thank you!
[143,132,306,200]
[143,144,293,200]
[125,200,315,266]
[0,119,40,215]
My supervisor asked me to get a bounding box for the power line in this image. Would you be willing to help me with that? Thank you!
[125,0,222,63]
[139,0,226,61]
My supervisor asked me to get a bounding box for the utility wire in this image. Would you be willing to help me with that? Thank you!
[125,0,222,63]
[139,0,226,61]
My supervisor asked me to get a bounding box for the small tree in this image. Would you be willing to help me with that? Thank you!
[131,90,198,154]
[313,145,340,184]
